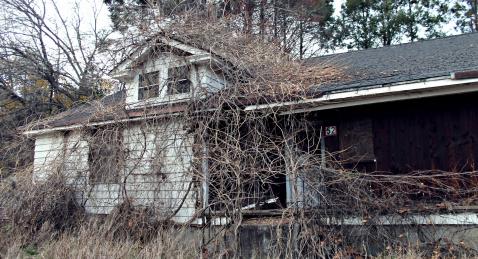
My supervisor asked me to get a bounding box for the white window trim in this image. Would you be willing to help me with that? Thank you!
[129,61,196,109]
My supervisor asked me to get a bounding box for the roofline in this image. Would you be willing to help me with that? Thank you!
[23,111,184,136]
[244,76,478,114]
[25,75,478,136]
[309,32,478,61]
[110,37,215,77]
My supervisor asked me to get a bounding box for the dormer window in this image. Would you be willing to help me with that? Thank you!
[138,71,160,100]
[167,66,191,95]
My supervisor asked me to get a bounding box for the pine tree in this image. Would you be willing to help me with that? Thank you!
[339,0,380,49]
[338,0,449,50]
[103,0,147,31]
[290,0,335,58]
[452,0,478,32]
[104,0,206,31]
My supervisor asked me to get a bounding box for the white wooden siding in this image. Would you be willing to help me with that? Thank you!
[32,119,198,222]
[33,133,64,182]
[198,66,226,92]
[125,52,226,108]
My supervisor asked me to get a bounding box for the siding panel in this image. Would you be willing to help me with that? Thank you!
[32,119,197,223]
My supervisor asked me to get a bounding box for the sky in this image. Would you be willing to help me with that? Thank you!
[333,0,344,17]
[43,0,456,58]
[66,0,345,32]
[51,0,112,33]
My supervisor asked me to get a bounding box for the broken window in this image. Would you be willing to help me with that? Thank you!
[167,66,191,95]
[88,128,123,184]
[206,122,287,213]
[138,71,160,100]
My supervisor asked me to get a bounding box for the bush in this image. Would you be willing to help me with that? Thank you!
[0,169,84,244]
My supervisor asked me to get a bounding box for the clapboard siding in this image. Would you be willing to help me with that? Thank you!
[122,122,196,222]
[33,133,64,181]
[32,119,198,222]
[124,53,226,107]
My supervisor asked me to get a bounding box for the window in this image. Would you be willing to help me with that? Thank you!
[88,128,123,184]
[167,66,191,95]
[339,118,375,164]
[138,71,160,100]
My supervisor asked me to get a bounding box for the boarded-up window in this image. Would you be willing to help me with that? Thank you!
[88,128,123,184]
[339,118,375,162]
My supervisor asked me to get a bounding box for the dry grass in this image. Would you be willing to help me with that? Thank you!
[1,225,200,259]
[3,229,474,259]
[0,170,201,258]
[0,168,84,246]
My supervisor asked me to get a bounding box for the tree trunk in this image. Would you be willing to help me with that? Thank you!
[259,0,266,36]
[273,0,278,37]
[299,19,304,59]
[242,0,254,34]
[473,0,478,32]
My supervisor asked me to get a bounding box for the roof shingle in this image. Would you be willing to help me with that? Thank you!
[307,32,478,93]
[27,33,478,132]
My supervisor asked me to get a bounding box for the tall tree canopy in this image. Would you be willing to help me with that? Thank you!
[337,0,449,49]
[452,0,478,32]
[0,0,114,177]
[103,0,335,57]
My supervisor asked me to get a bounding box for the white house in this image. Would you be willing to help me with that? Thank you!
[24,37,228,223]
[24,32,478,227]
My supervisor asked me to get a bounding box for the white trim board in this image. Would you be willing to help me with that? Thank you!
[23,76,478,136]
[23,112,184,136]
[206,212,478,226]
[327,212,478,226]
[243,77,478,115]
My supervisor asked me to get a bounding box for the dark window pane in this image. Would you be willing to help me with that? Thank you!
[176,79,191,94]
[138,71,160,100]
[167,66,191,95]
[139,85,160,100]
[88,128,123,184]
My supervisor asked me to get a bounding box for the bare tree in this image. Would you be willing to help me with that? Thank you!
[0,0,113,112]
[0,0,113,177]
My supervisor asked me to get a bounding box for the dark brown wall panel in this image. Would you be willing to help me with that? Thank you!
[310,92,478,174]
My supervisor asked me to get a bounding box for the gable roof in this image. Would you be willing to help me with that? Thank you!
[110,36,227,79]
[24,33,478,134]
[307,32,478,94]
[23,90,127,133]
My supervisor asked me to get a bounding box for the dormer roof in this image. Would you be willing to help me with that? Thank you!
[110,36,225,79]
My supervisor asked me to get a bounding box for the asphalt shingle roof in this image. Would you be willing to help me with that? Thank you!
[27,33,478,131]
[26,90,126,131]
[307,32,478,93]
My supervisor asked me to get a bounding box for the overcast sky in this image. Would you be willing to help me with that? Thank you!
[68,0,345,32]
[59,0,112,32]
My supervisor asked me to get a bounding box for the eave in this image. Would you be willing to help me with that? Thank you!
[110,37,219,80]
[23,103,188,136]
[244,75,478,115]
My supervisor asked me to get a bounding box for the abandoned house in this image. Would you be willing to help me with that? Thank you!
[24,32,478,227]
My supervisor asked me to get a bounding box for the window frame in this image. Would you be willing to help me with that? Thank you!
[138,71,160,100]
[166,65,191,95]
[88,128,124,185]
